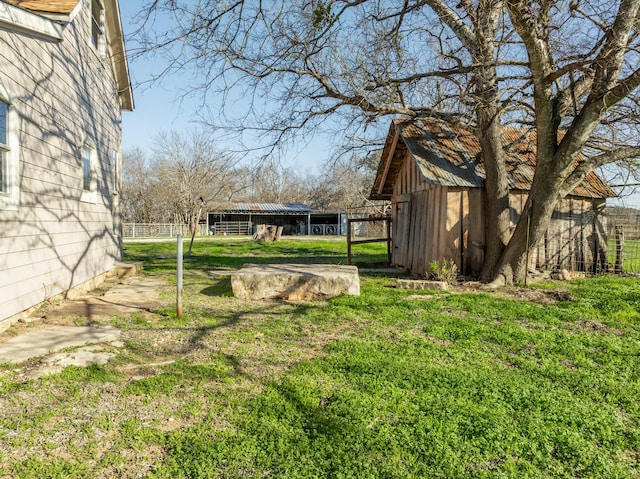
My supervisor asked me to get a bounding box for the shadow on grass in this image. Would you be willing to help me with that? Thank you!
[200,277,233,297]
[124,239,389,276]
[125,301,314,366]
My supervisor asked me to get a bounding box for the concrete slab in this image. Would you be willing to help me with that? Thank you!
[37,277,166,322]
[231,263,360,301]
[26,349,116,379]
[0,326,121,364]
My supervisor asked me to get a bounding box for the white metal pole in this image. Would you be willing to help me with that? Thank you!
[177,234,183,318]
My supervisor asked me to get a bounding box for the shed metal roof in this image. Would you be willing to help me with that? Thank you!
[372,119,615,200]
[213,203,313,214]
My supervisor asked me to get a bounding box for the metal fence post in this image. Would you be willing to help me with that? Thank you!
[177,234,183,318]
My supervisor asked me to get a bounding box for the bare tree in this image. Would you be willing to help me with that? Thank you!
[247,160,307,203]
[304,153,379,211]
[153,128,242,254]
[121,147,159,223]
[132,0,640,283]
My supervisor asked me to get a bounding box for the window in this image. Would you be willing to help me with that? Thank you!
[81,142,97,203]
[0,100,7,193]
[0,94,19,210]
[82,145,92,190]
[90,0,104,54]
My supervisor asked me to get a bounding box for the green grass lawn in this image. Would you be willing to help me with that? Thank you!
[0,238,639,478]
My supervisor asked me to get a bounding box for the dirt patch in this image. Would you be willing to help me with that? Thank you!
[448,282,573,305]
[10,276,169,333]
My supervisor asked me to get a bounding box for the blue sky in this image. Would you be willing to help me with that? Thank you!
[117,3,638,207]
[118,3,328,173]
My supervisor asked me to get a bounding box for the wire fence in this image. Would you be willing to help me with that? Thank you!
[606,211,640,274]
[347,204,390,238]
[122,209,640,275]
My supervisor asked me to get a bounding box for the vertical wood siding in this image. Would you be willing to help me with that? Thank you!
[0,4,123,322]
[390,155,607,277]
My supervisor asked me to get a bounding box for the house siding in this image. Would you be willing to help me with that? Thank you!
[0,2,123,324]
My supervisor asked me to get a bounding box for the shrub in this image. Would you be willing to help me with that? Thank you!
[428,258,458,282]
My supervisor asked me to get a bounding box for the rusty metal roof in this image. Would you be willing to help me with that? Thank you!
[214,203,312,214]
[5,0,79,14]
[371,119,615,199]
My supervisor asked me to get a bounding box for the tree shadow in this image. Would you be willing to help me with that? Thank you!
[2,12,127,322]
[123,301,314,371]
[200,277,233,297]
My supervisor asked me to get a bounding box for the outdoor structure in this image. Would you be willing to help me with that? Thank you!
[370,119,615,277]
[0,0,133,326]
[207,203,346,236]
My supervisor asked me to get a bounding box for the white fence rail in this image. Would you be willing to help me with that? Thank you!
[123,223,206,238]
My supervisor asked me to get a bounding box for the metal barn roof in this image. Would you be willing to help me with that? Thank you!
[213,203,313,214]
[371,119,615,200]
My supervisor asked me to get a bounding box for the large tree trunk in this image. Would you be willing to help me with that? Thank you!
[472,0,512,281]
[478,122,511,281]
[491,160,565,285]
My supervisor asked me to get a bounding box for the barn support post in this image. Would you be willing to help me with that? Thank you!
[307,213,311,235]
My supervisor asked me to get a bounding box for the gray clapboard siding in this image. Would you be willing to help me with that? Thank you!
[0,1,126,324]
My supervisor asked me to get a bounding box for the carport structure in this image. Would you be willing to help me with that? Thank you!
[207,203,313,235]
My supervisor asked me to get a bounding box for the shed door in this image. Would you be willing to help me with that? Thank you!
[393,199,410,267]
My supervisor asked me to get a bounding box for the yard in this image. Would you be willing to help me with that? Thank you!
[0,238,639,478]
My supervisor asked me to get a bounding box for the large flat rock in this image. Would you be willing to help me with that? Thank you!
[231,264,360,301]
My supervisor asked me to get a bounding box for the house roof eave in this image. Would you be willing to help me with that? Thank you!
[0,1,64,41]
[104,0,134,111]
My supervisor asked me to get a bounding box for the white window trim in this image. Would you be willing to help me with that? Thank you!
[111,151,119,195]
[89,0,106,57]
[80,140,98,204]
[0,90,19,211]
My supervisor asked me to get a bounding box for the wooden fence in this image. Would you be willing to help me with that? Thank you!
[212,221,253,235]
[346,216,392,265]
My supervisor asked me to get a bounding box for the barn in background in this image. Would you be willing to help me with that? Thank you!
[207,203,346,236]
[370,119,616,277]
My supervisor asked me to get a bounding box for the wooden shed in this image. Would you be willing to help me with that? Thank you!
[370,119,616,277]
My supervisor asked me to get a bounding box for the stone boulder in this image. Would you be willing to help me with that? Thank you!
[231,264,360,301]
